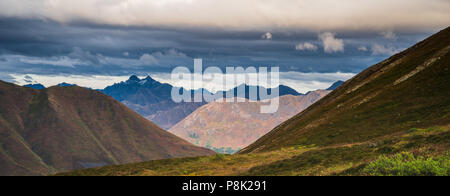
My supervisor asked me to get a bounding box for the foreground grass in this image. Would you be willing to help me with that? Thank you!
[57,147,313,176]
[58,125,450,176]
[362,152,449,176]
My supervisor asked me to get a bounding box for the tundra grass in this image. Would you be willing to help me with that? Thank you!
[58,125,449,176]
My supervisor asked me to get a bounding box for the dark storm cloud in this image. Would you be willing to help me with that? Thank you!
[0,18,436,76]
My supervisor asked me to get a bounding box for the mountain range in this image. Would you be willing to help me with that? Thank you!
[23,82,77,89]
[59,27,450,176]
[0,81,214,176]
[18,73,308,131]
[100,76,302,129]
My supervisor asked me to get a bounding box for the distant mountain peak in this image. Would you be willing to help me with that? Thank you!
[144,75,154,81]
[327,80,345,90]
[57,82,77,87]
[127,75,140,83]
[125,75,160,86]
[221,83,300,100]
[23,83,45,90]
[141,75,159,85]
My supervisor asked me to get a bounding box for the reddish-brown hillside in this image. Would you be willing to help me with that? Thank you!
[0,81,214,176]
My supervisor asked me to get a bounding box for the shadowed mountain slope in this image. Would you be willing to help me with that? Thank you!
[0,81,214,176]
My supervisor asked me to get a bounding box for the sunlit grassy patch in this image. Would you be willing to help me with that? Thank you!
[362,152,449,176]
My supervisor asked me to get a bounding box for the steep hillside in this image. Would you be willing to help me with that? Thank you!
[169,91,329,153]
[146,102,206,130]
[0,81,214,176]
[240,27,450,153]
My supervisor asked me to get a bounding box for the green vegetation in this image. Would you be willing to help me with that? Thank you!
[362,152,449,176]
[244,126,450,176]
[58,125,450,176]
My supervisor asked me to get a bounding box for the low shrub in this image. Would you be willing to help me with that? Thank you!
[363,152,449,176]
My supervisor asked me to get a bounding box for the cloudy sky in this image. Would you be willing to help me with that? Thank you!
[0,0,448,92]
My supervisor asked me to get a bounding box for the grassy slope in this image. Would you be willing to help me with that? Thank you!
[0,82,214,176]
[59,27,450,176]
[0,82,53,175]
[58,125,449,176]
[241,27,450,153]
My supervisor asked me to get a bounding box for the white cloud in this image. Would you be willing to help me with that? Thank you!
[151,71,356,94]
[318,32,344,53]
[161,49,187,57]
[381,31,397,40]
[0,0,447,31]
[19,56,82,67]
[22,75,39,84]
[139,54,159,65]
[10,74,131,89]
[279,72,355,93]
[123,52,129,57]
[139,49,188,66]
[295,42,318,51]
[371,44,400,55]
[6,47,103,67]
[261,32,272,40]
[1,48,190,69]
[68,47,102,65]
[358,46,368,52]
[0,72,15,83]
